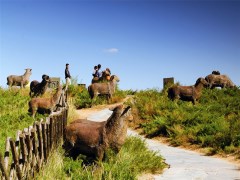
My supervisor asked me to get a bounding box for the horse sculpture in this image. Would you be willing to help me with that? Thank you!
[88,75,120,101]
[168,77,208,104]
[205,73,235,89]
[7,68,32,88]
[63,105,131,161]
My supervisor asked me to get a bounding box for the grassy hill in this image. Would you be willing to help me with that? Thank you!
[2,84,239,179]
[0,86,166,179]
[130,87,240,158]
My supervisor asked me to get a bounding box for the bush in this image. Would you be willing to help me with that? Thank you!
[73,86,92,109]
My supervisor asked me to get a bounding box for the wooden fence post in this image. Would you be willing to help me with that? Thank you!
[0,153,9,180]
[36,122,43,163]
[31,129,38,174]
[4,137,10,172]
[50,117,53,149]
[19,134,27,164]
[10,138,22,179]
[54,116,57,145]
[25,133,32,161]
[41,122,47,160]
[46,119,50,156]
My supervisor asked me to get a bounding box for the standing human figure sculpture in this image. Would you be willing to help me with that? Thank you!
[105,68,111,81]
[65,63,71,91]
[97,64,102,78]
[92,65,98,78]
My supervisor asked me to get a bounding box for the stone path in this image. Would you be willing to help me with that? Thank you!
[128,130,240,180]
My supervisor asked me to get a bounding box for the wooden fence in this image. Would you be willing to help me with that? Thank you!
[0,107,68,180]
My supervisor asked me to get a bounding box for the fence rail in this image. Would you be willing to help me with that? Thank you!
[0,107,68,180]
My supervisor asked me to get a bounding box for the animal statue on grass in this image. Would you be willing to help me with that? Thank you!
[63,105,131,161]
[28,85,62,117]
[88,75,120,101]
[29,74,51,97]
[205,72,235,89]
[168,77,208,105]
[7,68,32,88]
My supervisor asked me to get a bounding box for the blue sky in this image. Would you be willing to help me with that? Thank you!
[1,0,239,90]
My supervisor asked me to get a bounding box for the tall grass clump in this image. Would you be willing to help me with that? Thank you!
[37,137,166,179]
[131,87,240,155]
[61,136,166,179]
[36,145,65,180]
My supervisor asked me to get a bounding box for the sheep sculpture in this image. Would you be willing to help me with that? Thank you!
[88,75,120,101]
[7,68,32,88]
[168,77,208,105]
[28,85,62,117]
[63,105,131,161]
[29,74,51,97]
[205,73,235,89]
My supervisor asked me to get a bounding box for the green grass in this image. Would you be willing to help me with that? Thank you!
[0,86,166,179]
[0,88,54,152]
[131,87,240,155]
[0,89,32,152]
[37,136,166,180]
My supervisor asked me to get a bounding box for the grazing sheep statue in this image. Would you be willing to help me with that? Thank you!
[7,68,32,88]
[28,85,62,117]
[205,73,235,89]
[63,105,131,161]
[88,75,120,101]
[168,77,208,105]
[29,74,51,97]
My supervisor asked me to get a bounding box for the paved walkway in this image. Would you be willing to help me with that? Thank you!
[87,108,240,180]
[128,130,240,180]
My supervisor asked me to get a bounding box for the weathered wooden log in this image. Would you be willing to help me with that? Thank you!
[36,122,43,160]
[10,138,22,179]
[41,122,47,160]
[0,153,9,180]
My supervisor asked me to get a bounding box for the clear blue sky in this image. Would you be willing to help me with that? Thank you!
[1,0,239,90]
